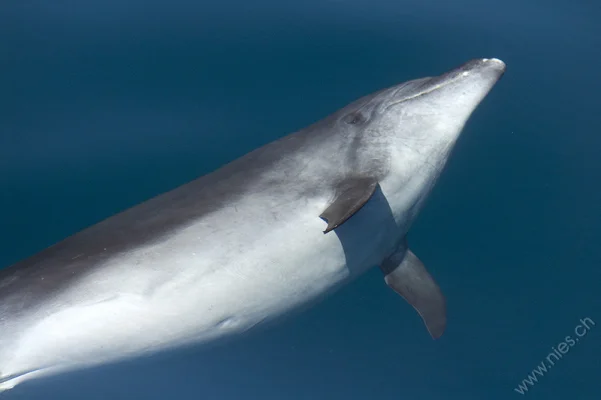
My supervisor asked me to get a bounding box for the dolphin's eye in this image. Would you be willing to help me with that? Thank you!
[344,112,367,125]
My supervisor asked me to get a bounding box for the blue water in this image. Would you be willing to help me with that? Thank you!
[1,0,600,399]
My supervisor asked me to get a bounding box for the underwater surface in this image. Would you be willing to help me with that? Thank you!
[1,0,600,398]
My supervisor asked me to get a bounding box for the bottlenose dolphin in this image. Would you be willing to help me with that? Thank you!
[0,58,505,392]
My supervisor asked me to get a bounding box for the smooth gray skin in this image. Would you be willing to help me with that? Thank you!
[0,58,506,391]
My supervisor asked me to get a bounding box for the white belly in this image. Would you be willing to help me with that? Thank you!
[1,184,404,389]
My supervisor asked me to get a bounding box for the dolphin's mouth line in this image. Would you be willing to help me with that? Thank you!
[0,367,44,385]
[384,72,466,110]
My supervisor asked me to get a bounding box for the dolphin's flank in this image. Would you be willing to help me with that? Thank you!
[0,58,506,392]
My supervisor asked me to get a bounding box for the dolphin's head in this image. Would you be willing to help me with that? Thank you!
[333,58,505,176]
[379,58,506,137]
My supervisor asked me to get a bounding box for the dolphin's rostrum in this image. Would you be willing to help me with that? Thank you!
[0,58,506,391]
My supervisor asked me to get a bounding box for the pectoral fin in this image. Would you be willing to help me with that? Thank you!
[381,249,447,339]
[319,178,378,233]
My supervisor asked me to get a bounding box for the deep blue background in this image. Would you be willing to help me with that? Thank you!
[1,0,600,399]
